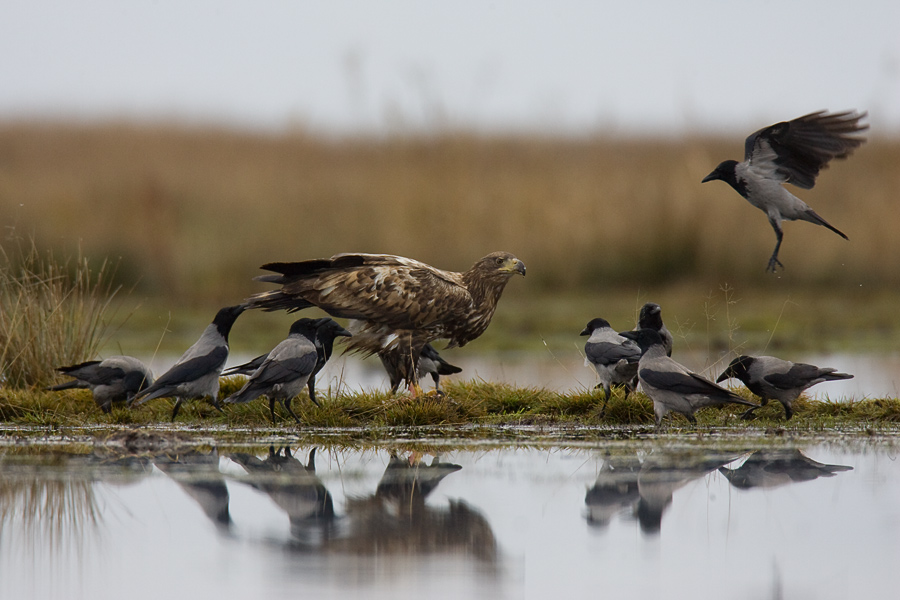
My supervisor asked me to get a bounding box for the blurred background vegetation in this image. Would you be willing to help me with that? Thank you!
[1,121,898,358]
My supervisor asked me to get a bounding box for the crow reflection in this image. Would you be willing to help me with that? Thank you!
[229,447,335,544]
[586,450,744,534]
[719,449,852,490]
[153,448,232,531]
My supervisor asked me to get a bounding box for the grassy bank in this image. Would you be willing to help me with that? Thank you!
[2,121,899,304]
[2,379,898,434]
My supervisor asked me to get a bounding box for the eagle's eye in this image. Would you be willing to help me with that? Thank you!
[495,257,504,265]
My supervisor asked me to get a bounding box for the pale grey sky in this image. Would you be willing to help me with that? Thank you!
[2,0,898,135]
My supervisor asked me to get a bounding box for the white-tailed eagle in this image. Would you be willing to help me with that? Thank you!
[244,251,525,389]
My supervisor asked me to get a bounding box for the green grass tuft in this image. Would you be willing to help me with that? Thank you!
[1,235,119,388]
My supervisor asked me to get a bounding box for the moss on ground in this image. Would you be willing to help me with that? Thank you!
[2,379,899,439]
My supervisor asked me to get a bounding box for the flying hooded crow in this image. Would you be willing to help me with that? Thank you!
[131,305,244,420]
[224,318,348,424]
[621,329,759,426]
[381,343,463,394]
[635,303,673,357]
[580,317,641,403]
[223,317,350,406]
[47,355,154,413]
[716,354,853,420]
[702,110,867,272]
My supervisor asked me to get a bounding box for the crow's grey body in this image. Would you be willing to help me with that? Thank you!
[622,329,758,426]
[48,355,154,413]
[702,110,867,272]
[223,317,350,406]
[225,318,348,424]
[580,318,641,401]
[132,305,244,420]
[717,354,853,420]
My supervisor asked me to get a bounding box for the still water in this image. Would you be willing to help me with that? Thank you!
[1,434,897,600]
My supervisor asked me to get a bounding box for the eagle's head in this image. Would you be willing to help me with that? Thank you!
[471,252,526,280]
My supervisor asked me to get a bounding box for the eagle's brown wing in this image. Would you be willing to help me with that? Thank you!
[248,254,473,332]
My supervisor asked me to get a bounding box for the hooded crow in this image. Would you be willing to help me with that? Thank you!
[381,343,463,394]
[224,318,348,424]
[580,317,641,402]
[702,110,867,272]
[223,317,350,406]
[636,303,673,357]
[718,449,852,490]
[47,355,154,413]
[131,305,244,420]
[716,355,853,420]
[621,329,759,426]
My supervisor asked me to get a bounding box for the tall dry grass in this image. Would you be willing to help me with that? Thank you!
[0,236,118,388]
[1,121,898,304]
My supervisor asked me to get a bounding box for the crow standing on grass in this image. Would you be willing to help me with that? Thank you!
[702,110,867,273]
[131,305,244,421]
[620,329,759,427]
[223,317,351,406]
[224,318,350,424]
[381,343,463,394]
[47,356,154,413]
[635,302,673,357]
[580,318,641,402]
[716,355,854,420]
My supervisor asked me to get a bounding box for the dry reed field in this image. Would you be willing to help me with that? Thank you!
[2,121,898,304]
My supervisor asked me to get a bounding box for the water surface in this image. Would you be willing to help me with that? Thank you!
[1,434,896,600]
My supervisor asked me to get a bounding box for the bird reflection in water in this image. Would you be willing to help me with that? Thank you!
[718,449,853,490]
[334,453,497,563]
[585,449,744,534]
[229,446,335,545]
[153,448,232,531]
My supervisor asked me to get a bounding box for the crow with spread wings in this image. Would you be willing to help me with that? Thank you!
[702,110,867,272]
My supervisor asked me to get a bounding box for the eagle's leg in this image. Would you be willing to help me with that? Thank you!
[398,338,425,397]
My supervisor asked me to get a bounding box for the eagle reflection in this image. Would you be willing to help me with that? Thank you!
[228,449,497,562]
[332,453,496,562]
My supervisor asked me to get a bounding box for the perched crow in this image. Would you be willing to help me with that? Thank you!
[381,343,463,394]
[702,110,867,272]
[716,355,853,420]
[223,317,350,406]
[131,305,244,420]
[47,355,154,413]
[224,318,347,424]
[621,329,758,426]
[580,317,641,402]
[636,303,673,357]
